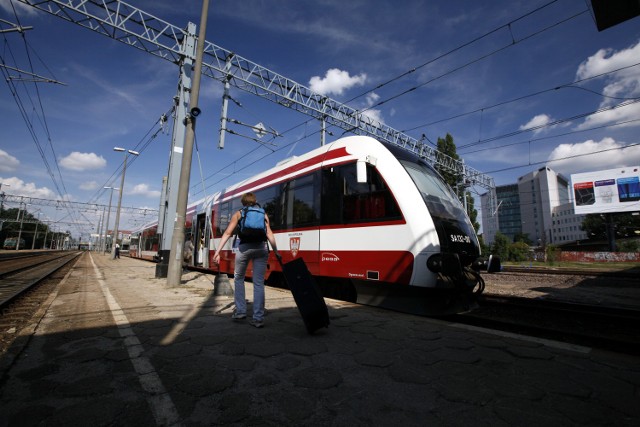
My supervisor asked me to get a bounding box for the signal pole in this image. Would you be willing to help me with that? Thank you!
[167,0,210,286]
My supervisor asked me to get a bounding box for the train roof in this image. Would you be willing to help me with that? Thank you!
[216,135,398,202]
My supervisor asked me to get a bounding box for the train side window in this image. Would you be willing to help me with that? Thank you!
[142,227,159,251]
[217,202,231,236]
[254,186,281,229]
[321,163,401,225]
[290,173,320,227]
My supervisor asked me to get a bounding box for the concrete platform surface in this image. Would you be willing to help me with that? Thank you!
[0,253,638,426]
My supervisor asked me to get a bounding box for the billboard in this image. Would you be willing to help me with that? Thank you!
[571,166,640,214]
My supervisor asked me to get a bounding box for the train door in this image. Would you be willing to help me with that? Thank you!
[281,172,321,274]
[194,213,207,267]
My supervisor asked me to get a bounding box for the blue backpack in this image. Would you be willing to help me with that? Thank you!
[237,205,267,243]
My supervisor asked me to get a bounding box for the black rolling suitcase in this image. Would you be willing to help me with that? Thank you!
[279,257,330,334]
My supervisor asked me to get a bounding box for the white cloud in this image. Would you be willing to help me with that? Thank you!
[575,101,640,131]
[129,183,161,198]
[79,180,99,191]
[0,150,19,173]
[547,137,640,174]
[519,114,553,135]
[309,68,367,96]
[0,176,56,199]
[360,92,385,125]
[576,41,640,82]
[59,152,107,171]
[575,40,640,130]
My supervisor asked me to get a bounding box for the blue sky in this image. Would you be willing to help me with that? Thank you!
[1,0,640,240]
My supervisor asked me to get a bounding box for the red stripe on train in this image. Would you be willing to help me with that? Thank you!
[215,249,414,285]
[222,147,351,200]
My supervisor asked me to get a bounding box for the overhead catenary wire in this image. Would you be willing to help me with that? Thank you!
[194,0,587,191]
[0,12,81,230]
[87,105,175,205]
[343,0,566,107]
[404,61,640,134]
[3,0,635,236]
[484,141,640,176]
[459,98,640,150]
[462,118,640,156]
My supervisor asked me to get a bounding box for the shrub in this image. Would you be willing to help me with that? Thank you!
[508,241,530,262]
[546,244,560,264]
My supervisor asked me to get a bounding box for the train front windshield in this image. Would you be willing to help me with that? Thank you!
[399,159,480,263]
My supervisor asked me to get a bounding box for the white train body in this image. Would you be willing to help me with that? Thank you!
[133,136,484,313]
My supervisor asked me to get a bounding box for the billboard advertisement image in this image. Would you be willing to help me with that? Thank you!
[571,166,640,214]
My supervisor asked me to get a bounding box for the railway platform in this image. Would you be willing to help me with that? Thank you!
[0,253,638,426]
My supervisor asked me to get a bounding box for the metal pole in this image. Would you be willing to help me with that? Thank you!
[606,213,617,252]
[111,149,139,259]
[42,221,49,250]
[103,187,116,254]
[31,211,40,249]
[218,77,230,149]
[16,201,26,250]
[167,0,210,286]
[111,152,127,259]
[98,206,106,252]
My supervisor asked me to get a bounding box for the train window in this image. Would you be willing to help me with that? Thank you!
[321,163,401,225]
[269,172,321,231]
[401,160,472,228]
[401,161,454,202]
[217,202,231,236]
[254,186,281,229]
[290,174,320,227]
[142,227,159,251]
[216,171,322,233]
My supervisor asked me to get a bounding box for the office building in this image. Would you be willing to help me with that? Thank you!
[481,166,588,245]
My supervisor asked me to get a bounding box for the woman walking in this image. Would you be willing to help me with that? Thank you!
[213,192,279,328]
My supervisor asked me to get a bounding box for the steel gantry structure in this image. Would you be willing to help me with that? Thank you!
[15,0,498,250]
[1,194,156,217]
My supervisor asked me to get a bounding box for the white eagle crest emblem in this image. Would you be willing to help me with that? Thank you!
[289,237,300,257]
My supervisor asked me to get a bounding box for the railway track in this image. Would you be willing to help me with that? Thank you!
[0,251,81,356]
[0,251,81,307]
[503,265,640,278]
[444,294,640,356]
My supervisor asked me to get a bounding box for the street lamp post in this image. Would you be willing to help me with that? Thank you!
[111,147,139,259]
[103,186,118,254]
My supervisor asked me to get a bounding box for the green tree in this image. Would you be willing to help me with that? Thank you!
[546,244,560,264]
[508,241,530,262]
[435,133,480,232]
[491,232,510,261]
[581,213,640,240]
[618,239,639,252]
[464,192,480,233]
[478,234,491,256]
[435,133,461,187]
[513,232,532,245]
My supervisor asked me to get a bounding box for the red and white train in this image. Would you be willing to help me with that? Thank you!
[130,135,486,314]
